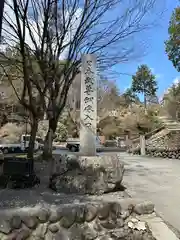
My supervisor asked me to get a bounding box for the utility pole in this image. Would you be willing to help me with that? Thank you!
[0,0,5,43]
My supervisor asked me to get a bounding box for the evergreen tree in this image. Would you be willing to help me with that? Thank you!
[122,88,140,107]
[131,64,158,108]
[146,94,159,105]
[165,7,180,72]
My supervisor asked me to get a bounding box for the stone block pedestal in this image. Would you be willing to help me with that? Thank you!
[49,154,124,195]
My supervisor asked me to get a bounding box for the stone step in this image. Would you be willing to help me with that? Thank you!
[166,125,180,130]
[147,129,170,142]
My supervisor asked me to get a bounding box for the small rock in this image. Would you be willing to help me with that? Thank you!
[49,210,62,223]
[117,218,124,227]
[107,183,116,190]
[69,223,83,239]
[100,218,116,229]
[132,230,144,240]
[93,219,104,232]
[10,216,22,229]
[128,220,146,231]
[85,204,97,222]
[98,236,113,240]
[135,221,146,231]
[128,204,134,213]
[123,224,130,230]
[111,228,129,239]
[75,206,85,223]
[48,223,60,233]
[45,230,55,240]
[22,216,38,229]
[98,203,110,220]
[32,223,48,238]
[60,208,76,228]
[7,231,19,240]
[54,230,70,240]
[134,201,154,215]
[36,208,49,223]
[121,211,130,220]
[0,219,11,234]
[131,218,139,223]
[109,202,121,217]
[0,232,6,240]
[16,228,31,240]
[81,224,97,240]
[128,221,134,228]
[142,232,155,240]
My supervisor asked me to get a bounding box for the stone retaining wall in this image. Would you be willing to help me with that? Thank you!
[129,126,165,151]
[129,129,180,158]
[0,200,156,240]
[146,148,180,159]
[147,130,180,149]
[130,147,180,159]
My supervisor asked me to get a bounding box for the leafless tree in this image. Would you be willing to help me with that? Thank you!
[0,45,45,158]
[2,0,163,159]
[0,0,5,40]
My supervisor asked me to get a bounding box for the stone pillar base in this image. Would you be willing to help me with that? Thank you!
[49,154,124,195]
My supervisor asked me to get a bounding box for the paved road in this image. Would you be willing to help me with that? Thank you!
[120,153,180,236]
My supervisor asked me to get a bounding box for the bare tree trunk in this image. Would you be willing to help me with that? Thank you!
[0,0,5,41]
[27,118,38,161]
[42,118,57,161]
[144,93,147,109]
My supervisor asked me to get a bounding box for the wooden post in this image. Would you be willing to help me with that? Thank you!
[140,135,146,156]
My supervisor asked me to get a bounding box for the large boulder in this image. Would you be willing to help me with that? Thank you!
[49,154,124,195]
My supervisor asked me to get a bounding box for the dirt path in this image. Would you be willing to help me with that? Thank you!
[120,153,180,236]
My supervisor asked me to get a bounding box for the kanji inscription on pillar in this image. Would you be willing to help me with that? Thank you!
[80,54,97,156]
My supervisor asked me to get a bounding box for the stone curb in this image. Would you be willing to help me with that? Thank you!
[139,214,179,240]
[124,188,180,240]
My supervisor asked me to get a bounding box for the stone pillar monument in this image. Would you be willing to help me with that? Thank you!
[49,56,125,194]
[80,54,97,156]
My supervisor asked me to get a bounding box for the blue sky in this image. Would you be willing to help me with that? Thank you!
[114,0,180,99]
[3,0,179,101]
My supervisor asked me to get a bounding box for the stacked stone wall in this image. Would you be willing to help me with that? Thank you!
[0,201,156,240]
[129,128,180,158]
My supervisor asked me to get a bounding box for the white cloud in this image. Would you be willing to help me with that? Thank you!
[173,77,180,86]
[150,67,162,80]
